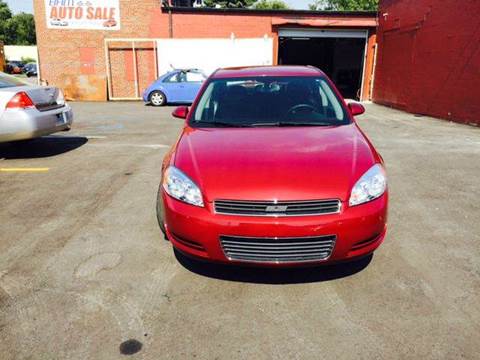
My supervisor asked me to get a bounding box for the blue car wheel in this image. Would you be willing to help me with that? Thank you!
[150,90,166,106]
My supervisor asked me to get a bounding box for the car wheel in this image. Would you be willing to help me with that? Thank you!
[149,91,166,106]
[156,185,168,239]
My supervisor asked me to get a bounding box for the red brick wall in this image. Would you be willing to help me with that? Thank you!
[79,47,96,75]
[373,0,480,125]
[157,11,274,38]
[34,0,162,100]
[109,44,133,98]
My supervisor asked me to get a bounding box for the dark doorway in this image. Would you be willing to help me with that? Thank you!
[278,37,366,99]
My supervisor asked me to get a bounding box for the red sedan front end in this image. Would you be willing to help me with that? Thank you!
[157,66,388,267]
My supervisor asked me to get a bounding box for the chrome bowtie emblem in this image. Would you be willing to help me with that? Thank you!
[265,205,288,212]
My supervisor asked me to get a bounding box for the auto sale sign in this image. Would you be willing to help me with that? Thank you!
[45,0,121,30]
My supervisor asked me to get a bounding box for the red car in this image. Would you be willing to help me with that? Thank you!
[103,19,117,28]
[157,66,388,267]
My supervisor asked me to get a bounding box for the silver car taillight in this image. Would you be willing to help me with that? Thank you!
[5,92,35,110]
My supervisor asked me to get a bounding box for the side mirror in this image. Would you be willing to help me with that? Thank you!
[348,102,365,117]
[172,106,189,119]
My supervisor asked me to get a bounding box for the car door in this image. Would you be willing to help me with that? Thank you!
[181,71,206,103]
[162,72,184,102]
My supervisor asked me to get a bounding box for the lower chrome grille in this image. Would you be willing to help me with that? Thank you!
[214,199,341,216]
[220,235,336,263]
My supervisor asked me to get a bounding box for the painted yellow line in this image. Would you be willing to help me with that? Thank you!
[0,168,50,173]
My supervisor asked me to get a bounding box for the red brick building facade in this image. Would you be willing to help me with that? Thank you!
[374,0,480,125]
[33,1,377,102]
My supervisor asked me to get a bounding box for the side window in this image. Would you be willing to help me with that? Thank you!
[186,72,205,82]
[164,73,179,83]
[164,73,186,83]
[178,72,187,82]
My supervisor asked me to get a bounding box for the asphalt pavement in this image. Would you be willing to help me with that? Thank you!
[0,102,479,359]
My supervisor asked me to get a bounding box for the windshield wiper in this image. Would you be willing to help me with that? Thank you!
[193,121,254,128]
[250,121,335,127]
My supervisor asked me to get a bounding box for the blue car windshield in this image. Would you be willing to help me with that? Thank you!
[190,76,349,128]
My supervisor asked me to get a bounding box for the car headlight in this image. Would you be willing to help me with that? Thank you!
[349,164,387,207]
[163,166,204,207]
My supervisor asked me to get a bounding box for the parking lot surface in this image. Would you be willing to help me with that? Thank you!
[1,102,479,359]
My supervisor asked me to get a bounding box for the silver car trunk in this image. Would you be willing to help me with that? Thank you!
[18,85,64,111]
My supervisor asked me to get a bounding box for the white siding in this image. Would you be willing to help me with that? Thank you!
[156,37,273,76]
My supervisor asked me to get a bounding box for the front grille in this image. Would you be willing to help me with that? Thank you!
[214,199,341,216]
[220,235,336,263]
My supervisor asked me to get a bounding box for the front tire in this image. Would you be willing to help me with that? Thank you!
[149,91,166,107]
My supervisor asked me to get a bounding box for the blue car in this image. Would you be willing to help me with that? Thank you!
[143,69,207,106]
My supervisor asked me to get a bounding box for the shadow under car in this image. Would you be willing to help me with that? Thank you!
[174,249,373,284]
[0,135,88,159]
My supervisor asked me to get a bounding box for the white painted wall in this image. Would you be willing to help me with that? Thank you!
[156,37,273,76]
[4,45,38,62]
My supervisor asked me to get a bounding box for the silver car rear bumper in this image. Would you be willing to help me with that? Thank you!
[0,104,73,142]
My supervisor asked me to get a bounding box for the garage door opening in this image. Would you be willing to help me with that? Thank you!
[278,29,367,100]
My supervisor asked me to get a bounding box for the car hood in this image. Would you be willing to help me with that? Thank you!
[174,124,378,202]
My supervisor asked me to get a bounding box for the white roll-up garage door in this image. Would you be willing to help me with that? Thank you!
[156,37,273,76]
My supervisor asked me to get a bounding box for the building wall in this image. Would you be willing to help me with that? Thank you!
[33,0,376,101]
[33,0,161,100]
[373,0,480,125]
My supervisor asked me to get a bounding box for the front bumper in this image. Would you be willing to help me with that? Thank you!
[142,90,150,102]
[162,191,388,267]
[0,104,73,142]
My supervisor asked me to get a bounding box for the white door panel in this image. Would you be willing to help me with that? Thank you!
[156,38,273,76]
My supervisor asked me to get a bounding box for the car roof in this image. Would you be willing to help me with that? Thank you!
[212,65,325,79]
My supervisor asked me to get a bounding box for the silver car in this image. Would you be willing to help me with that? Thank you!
[0,72,73,143]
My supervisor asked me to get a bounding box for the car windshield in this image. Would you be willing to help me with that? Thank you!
[0,72,27,88]
[191,76,349,127]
